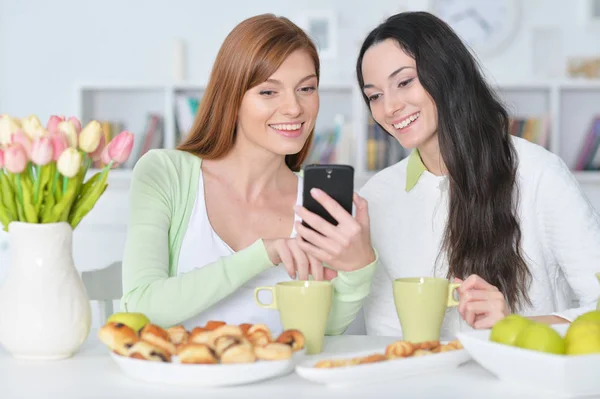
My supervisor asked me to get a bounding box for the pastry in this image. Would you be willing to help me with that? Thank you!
[127,340,172,362]
[98,322,140,356]
[210,325,244,345]
[357,353,388,364]
[167,325,189,354]
[239,323,253,335]
[254,343,293,361]
[414,340,440,351]
[432,340,463,353]
[220,343,257,364]
[178,343,218,364]
[385,340,415,358]
[246,324,272,347]
[314,358,357,368]
[214,335,251,358]
[139,324,177,355]
[204,320,226,330]
[275,329,305,352]
[412,349,434,357]
[189,327,214,347]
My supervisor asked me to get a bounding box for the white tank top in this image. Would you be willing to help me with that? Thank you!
[176,170,303,334]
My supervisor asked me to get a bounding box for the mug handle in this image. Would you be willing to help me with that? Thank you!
[254,286,277,309]
[447,283,461,307]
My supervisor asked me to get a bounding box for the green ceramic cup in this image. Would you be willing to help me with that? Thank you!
[393,277,461,343]
[254,280,333,354]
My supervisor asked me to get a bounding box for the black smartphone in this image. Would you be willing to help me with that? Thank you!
[302,164,354,229]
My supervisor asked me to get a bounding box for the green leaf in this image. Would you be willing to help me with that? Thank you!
[0,173,17,220]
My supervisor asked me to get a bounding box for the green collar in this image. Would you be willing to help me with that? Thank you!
[405,149,427,192]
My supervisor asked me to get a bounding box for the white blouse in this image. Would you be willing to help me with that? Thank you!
[360,136,600,338]
[176,171,303,334]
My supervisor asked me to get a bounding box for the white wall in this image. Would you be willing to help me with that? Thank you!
[1,0,599,120]
[0,1,599,323]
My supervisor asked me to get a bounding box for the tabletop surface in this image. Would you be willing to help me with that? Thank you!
[0,331,584,399]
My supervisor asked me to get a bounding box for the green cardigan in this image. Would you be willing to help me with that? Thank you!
[121,149,377,334]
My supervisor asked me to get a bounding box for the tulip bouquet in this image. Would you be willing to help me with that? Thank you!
[0,114,134,231]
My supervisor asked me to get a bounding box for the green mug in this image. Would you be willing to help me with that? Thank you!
[393,277,461,343]
[254,280,332,354]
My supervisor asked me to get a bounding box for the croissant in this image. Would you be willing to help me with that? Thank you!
[139,324,177,355]
[98,322,140,356]
[275,329,305,352]
[385,340,415,358]
[246,325,272,347]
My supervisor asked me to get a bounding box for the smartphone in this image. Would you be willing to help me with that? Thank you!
[302,164,354,229]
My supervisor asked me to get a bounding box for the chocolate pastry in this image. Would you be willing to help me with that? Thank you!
[275,329,305,352]
[139,324,177,355]
[220,343,257,364]
[127,340,172,362]
[178,343,218,364]
[254,343,293,361]
[204,320,226,330]
[98,322,140,356]
[214,335,251,358]
[238,323,253,335]
[189,328,214,347]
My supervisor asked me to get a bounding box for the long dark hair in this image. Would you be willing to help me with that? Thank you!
[356,11,531,311]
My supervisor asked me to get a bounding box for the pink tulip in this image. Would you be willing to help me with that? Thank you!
[4,144,28,174]
[0,148,4,168]
[11,131,32,158]
[49,132,69,161]
[89,134,105,162]
[30,137,53,166]
[107,131,134,165]
[46,115,65,135]
[100,145,114,167]
[68,116,82,134]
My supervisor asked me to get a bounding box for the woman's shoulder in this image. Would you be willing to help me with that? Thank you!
[133,149,201,177]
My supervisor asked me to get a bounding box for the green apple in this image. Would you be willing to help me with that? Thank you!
[565,319,600,347]
[566,328,600,355]
[107,312,150,333]
[514,323,565,355]
[490,314,533,346]
[572,310,600,324]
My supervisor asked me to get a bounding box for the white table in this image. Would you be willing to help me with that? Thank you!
[0,332,570,399]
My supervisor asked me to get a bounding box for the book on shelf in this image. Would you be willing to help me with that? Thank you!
[366,116,407,172]
[92,113,164,170]
[574,116,600,171]
[508,115,550,149]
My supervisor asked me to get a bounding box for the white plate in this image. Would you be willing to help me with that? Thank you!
[457,324,600,397]
[110,349,306,387]
[295,346,470,386]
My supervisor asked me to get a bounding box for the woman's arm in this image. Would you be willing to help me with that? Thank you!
[121,151,274,328]
[537,154,600,322]
[325,256,377,335]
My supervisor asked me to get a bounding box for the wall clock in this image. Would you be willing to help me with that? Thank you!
[431,0,521,57]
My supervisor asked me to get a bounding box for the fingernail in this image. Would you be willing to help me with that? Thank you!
[311,188,322,197]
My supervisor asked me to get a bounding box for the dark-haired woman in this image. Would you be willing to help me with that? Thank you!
[351,11,600,336]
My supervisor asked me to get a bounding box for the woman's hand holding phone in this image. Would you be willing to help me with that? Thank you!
[263,237,338,281]
[293,188,376,272]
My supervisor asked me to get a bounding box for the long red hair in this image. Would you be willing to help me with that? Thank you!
[177,14,320,171]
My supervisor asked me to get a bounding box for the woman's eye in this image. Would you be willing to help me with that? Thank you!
[260,90,275,96]
[299,86,316,93]
[398,78,415,88]
[367,93,381,102]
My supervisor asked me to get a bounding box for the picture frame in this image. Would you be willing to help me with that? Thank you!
[295,10,338,60]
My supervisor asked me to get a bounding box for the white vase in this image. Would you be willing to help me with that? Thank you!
[0,222,91,360]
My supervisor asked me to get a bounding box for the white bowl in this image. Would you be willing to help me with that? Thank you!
[457,324,600,397]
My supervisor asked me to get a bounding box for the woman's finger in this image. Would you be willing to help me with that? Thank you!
[309,254,324,281]
[459,274,497,293]
[296,237,334,265]
[295,221,343,255]
[276,240,295,279]
[458,289,501,315]
[309,188,354,226]
[294,205,346,242]
[288,240,310,281]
